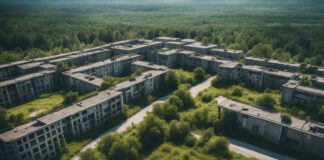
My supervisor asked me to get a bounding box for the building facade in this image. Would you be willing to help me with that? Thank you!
[0,90,123,160]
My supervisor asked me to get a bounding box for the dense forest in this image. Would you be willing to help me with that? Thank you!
[1,0,324,65]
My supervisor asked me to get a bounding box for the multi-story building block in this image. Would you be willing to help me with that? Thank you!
[183,42,218,55]
[63,73,103,94]
[281,80,324,106]
[210,48,242,60]
[155,49,179,68]
[131,61,168,72]
[0,71,56,106]
[218,96,324,158]
[0,89,123,160]
[68,54,140,77]
[112,70,167,103]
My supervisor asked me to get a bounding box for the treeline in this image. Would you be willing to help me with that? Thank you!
[1,2,324,66]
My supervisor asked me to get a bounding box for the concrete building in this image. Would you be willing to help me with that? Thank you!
[240,65,297,89]
[311,76,324,89]
[63,73,103,94]
[68,54,140,77]
[131,61,168,72]
[155,37,181,45]
[0,71,56,106]
[0,89,123,160]
[155,49,179,68]
[281,80,324,106]
[218,96,324,158]
[111,39,163,60]
[316,68,324,77]
[210,48,242,60]
[218,62,240,82]
[112,70,167,103]
[165,41,188,49]
[244,57,301,73]
[183,42,218,55]
[49,49,111,67]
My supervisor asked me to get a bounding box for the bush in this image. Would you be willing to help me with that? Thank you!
[164,70,180,91]
[256,94,276,108]
[138,115,168,149]
[169,120,190,142]
[194,67,206,80]
[63,91,78,104]
[167,95,183,108]
[80,149,105,160]
[204,136,231,158]
[173,86,195,110]
[98,133,123,155]
[201,92,213,103]
[280,113,292,124]
[184,135,197,147]
[231,87,243,97]
[152,103,178,122]
[198,128,214,146]
[108,136,141,160]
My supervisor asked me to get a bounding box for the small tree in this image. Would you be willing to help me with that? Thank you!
[280,113,292,124]
[168,120,190,143]
[194,67,206,81]
[173,86,195,110]
[256,94,276,108]
[300,76,312,86]
[167,95,183,108]
[63,91,79,104]
[80,149,105,160]
[164,70,180,91]
[201,92,213,103]
[204,137,231,159]
[231,87,243,97]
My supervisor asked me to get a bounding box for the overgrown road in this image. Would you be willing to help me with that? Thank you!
[71,76,294,160]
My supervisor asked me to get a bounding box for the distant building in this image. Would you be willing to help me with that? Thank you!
[67,54,140,77]
[131,61,168,72]
[183,42,218,55]
[244,57,301,73]
[155,49,179,68]
[218,96,324,158]
[0,71,56,106]
[155,37,181,45]
[0,89,123,160]
[210,48,242,60]
[281,80,324,106]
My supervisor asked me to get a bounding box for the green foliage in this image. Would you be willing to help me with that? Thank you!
[280,113,292,124]
[231,87,243,97]
[200,92,213,103]
[98,133,141,160]
[63,91,79,104]
[80,149,105,160]
[247,43,273,58]
[204,136,231,159]
[152,103,179,122]
[300,76,312,86]
[164,70,180,91]
[173,85,195,110]
[214,110,236,133]
[168,120,190,143]
[138,115,168,149]
[193,67,206,81]
[167,95,184,109]
[256,94,277,109]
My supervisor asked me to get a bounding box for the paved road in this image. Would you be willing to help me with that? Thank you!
[71,76,295,160]
[71,76,215,160]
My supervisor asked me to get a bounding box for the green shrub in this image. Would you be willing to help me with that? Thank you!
[280,113,292,123]
[63,91,78,104]
[201,92,213,103]
[256,94,276,108]
[231,87,243,97]
[80,149,105,160]
[204,136,231,159]
[194,67,206,80]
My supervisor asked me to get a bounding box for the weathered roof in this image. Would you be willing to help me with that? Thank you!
[65,72,104,87]
[211,48,243,54]
[18,62,43,70]
[242,65,295,78]
[0,70,55,87]
[132,61,168,71]
[185,42,218,49]
[113,70,167,91]
[217,96,324,138]
[0,89,121,142]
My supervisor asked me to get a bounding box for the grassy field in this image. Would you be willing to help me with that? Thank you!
[7,92,65,120]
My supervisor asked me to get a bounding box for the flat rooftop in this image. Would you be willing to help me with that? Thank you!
[65,72,103,87]
[217,96,324,138]
[242,65,296,78]
[211,48,243,54]
[0,70,55,87]
[185,42,218,49]
[113,70,167,91]
[158,49,179,55]
[18,62,44,70]
[0,89,121,142]
[156,37,180,41]
[268,59,300,67]
[220,62,239,68]
[132,61,168,71]
[244,57,267,62]
[112,40,162,51]
[283,81,324,97]
[68,54,140,74]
